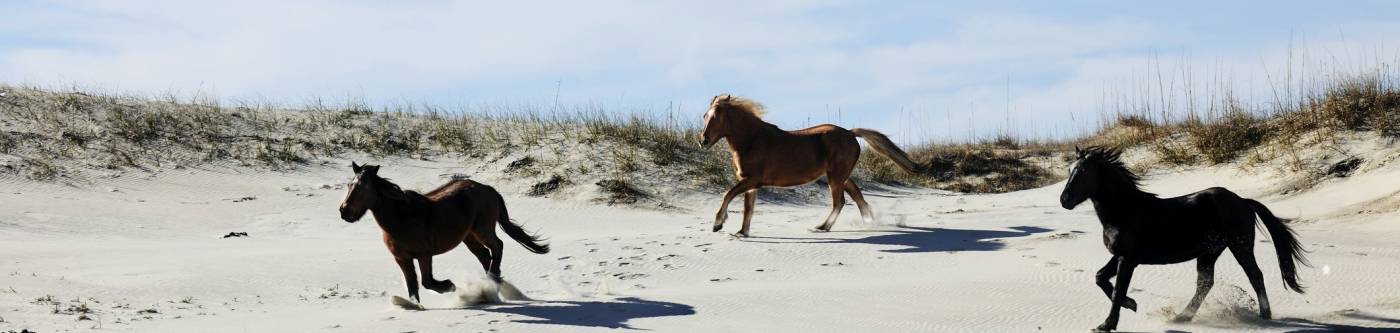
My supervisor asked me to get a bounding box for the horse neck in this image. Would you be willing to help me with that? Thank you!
[1089,179,1156,226]
[369,193,419,237]
[724,114,780,152]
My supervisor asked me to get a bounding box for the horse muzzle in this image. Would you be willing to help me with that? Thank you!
[339,208,360,223]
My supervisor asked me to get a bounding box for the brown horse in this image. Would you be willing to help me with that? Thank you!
[699,94,923,237]
[338,163,549,302]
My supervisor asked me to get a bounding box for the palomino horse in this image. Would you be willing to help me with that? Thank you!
[699,94,923,237]
[1060,147,1308,332]
[338,163,549,302]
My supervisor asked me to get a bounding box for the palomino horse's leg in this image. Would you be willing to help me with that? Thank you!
[1097,257,1138,332]
[842,180,874,224]
[464,238,492,274]
[814,178,847,232]
[1175,249,1222,322]
[714,178,760,232]
[1095,256,1138,311]
[1230,243,1272,319]
[394,257,421,302]
[417,256,456,294]
[737,189,757,237]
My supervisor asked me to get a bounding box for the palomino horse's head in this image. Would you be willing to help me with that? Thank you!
[1060,146,1124,209]
[339,162,382,222]
[699,94,765,148]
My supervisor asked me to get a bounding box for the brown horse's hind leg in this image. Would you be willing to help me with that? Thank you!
[843,180,874,224]
[394,257,421,302]
[464,238,492,275]
[478,232,506,282]
[737,189,757,237]
[417,256,456,294]
[814,177,847,232]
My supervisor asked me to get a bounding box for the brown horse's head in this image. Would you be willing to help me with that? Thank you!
[700,94,766,148]
[340,161,383,222]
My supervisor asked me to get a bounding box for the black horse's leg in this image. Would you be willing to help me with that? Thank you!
[1175,250,1222,322]
[1096,257,1138,311]
[1097,257,1138,332]
[394,257,421,302]
[465,238,492,274]
[1230,244,1272,319]
[418,256,456,294]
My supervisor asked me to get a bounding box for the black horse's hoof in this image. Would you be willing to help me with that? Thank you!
[1123,297,1138,312]
[1092,323,1115,332]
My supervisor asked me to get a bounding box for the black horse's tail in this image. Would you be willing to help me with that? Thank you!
[1246,198,1309,293]
[497,199,550,254]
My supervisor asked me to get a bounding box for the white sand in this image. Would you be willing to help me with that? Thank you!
[1,146,1398,332]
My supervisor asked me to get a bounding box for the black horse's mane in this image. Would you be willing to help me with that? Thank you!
[1078,146,1155,197]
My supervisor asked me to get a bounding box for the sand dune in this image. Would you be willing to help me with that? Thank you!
[1,146,1398,332]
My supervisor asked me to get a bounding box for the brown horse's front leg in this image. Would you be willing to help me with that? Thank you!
[713,178,759,233]
[418,256,456,294]
[394,257,421,302]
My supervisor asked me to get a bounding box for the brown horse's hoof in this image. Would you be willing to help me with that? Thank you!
[1171,314,1194,323]
[809,227,830,233]
[427,280,456,294]
[712,224,724,232]
[731,232,750,238]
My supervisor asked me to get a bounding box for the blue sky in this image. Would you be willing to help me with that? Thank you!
[2,1,1398,143]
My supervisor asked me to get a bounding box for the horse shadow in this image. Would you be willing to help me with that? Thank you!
[476,297,695,329]
[745,226,1052,253]
[1160,311,1400,333]
[1273,312,1400,332]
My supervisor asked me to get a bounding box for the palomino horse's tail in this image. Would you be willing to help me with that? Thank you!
[851,128,922,173]
[1246,198,1309,293]
[497,200,550,254]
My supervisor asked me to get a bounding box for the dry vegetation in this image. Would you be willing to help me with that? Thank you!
[0,86,733,193]
[2,61,1394,196]
[1085,70,1398,170]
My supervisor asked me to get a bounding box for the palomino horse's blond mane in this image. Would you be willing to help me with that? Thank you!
[714,94,767,118]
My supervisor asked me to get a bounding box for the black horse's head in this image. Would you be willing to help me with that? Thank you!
[1060,146,1129,209]
[340,162,388,222]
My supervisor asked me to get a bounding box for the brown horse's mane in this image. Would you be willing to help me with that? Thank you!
[716,94,767,118]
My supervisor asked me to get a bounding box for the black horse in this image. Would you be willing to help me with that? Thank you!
[1060,146,1309,332]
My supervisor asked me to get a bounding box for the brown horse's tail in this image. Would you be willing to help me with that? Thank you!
[497,199,550,254]
[852,128,923,173]
[1246,198,1309,293]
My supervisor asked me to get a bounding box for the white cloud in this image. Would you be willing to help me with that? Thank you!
[2,1,1398,142]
